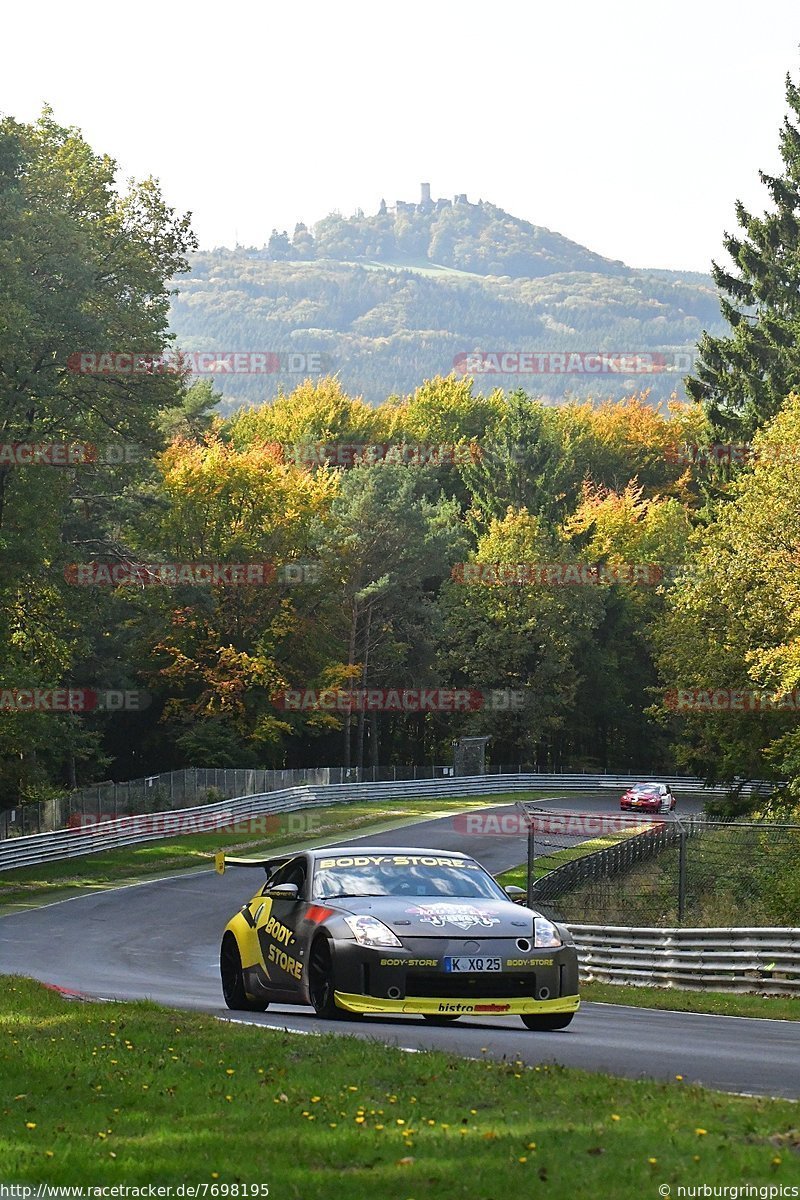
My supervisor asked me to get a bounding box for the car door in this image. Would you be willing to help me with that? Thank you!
[253,856,309,999]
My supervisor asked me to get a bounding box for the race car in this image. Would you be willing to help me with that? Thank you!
[620,781,676,812]
[219,845,580,1030]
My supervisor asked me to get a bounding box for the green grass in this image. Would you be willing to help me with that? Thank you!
[0,793,560,910]
[495,825,645,889]
[1,978,797,1193]
[346,257,487,280]
[581,981,800,1022]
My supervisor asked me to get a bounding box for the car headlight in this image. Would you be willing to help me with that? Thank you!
[344,915,402,948]
[534,917,562,948]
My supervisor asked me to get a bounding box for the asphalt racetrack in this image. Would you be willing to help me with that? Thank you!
[2,791,798,1098]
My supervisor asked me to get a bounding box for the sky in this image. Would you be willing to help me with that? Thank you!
[4,0,800,272]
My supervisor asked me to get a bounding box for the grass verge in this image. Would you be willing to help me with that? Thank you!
[580,981,800,1022]
[495,824,646,889]
[1,979,798,1193]
[0,792,558,910]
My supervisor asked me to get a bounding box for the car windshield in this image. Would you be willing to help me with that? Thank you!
[312,852,506,901]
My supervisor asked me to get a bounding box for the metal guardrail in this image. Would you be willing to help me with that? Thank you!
[570,924,800,994]
[0,771,764,872]
[0,768,772,841]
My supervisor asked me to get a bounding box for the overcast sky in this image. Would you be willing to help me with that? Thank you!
[5,0,800,271]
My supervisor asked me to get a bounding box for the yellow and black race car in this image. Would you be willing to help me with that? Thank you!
[219,845,580,1029]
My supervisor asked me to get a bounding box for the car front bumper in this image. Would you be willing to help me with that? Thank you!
[333,990,580,1017]
[325,937,580,1016]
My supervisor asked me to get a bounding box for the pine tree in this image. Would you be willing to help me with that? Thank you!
[687,70,800,439]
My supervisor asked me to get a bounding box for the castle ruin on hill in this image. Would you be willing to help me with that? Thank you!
[378,183,471,217]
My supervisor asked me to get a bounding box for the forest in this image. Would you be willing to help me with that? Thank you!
[170,249,724,407]
[4,74,800,816]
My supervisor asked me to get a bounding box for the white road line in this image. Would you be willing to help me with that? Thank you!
[585,1000,800,1026]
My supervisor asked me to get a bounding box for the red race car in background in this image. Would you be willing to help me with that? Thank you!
[620,782,676,813]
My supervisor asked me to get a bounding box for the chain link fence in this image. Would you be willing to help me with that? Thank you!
[0,764,472,839]
[526,811,800,928]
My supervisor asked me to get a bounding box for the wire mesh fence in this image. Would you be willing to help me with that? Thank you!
[1,763,560,839]
[0,765,458,839]
[521,807,800,928]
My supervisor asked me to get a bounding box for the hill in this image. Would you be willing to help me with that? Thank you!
[169,190,724,407]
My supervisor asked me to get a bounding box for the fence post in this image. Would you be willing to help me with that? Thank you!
[678,827,687,922]
[525,808,535,908]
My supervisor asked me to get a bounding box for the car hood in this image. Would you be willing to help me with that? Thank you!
[328,895,535,938]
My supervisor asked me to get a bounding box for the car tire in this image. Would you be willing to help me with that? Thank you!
[520,1012,574,1031]
[308,935,348,1020]
[220,933,269,1012]
[422,1014,460,1024]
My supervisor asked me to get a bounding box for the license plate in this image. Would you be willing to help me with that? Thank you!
[444,956,502,972]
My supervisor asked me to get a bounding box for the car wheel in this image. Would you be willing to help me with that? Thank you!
[422,1014,460,1024]
[520,1013,574,1031]
[220,933,269,1012]
[308,935,347,1020]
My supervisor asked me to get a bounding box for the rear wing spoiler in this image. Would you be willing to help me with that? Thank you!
[214,852,292,876]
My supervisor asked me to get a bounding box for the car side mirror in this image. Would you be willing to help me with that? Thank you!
[504,885,526,901]
[266,883,299,900]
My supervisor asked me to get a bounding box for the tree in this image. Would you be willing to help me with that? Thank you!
[0,108,195,801]
[687,69,800,438]
[267,229,291,260]
[292,222,315,260]
[229,376,385,451]
[317,464,465,768]
[563,482,693,769]
[459,390,585,529]
[655,394,800,809]
[157,378,222,441]
[438,509,603,764]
